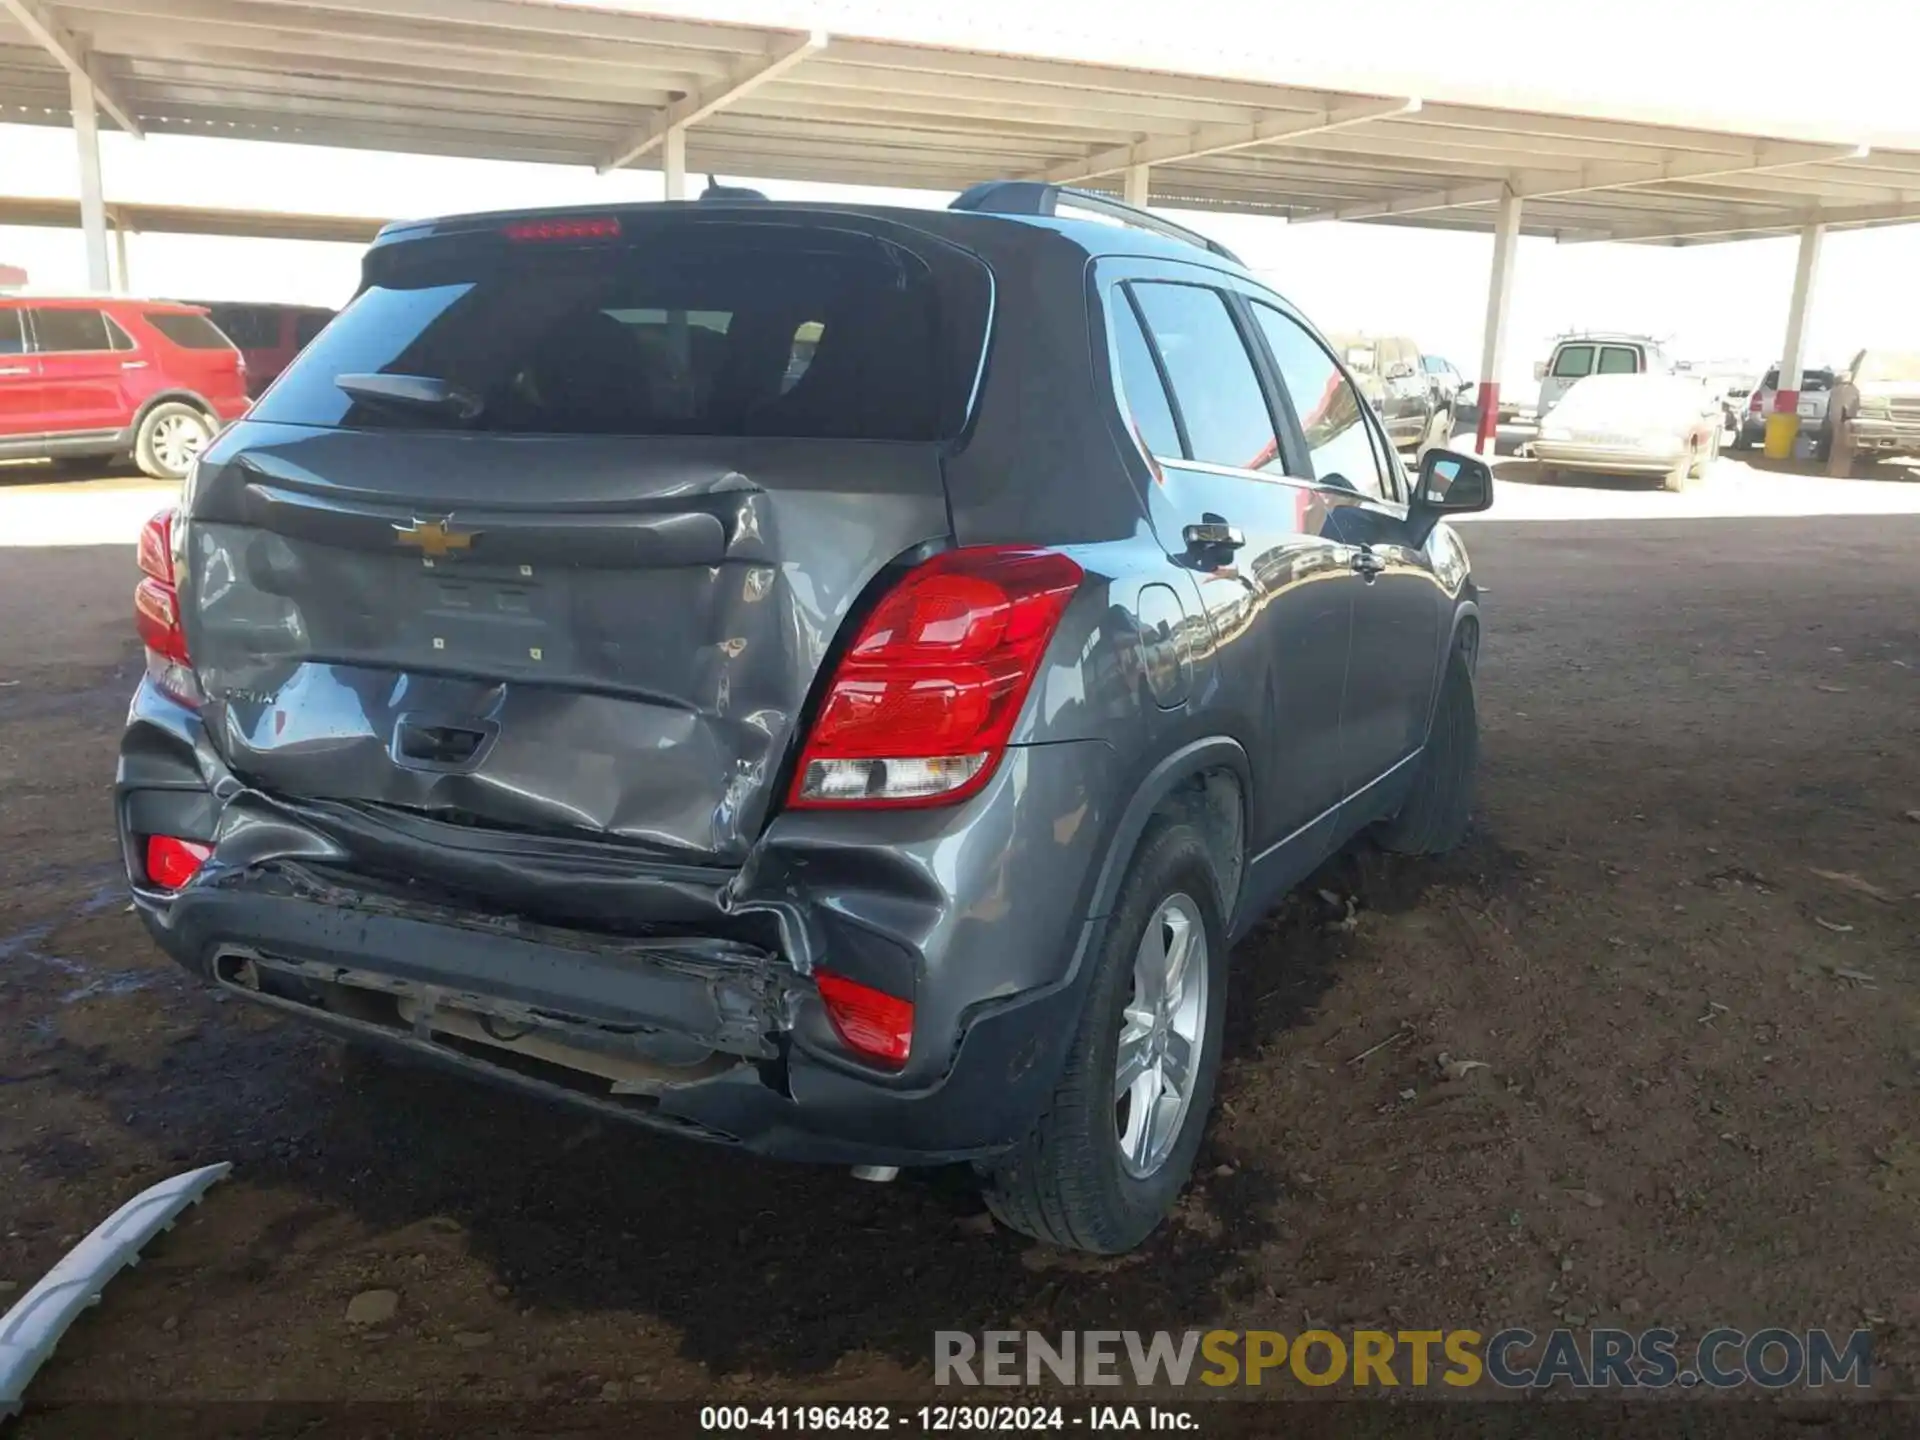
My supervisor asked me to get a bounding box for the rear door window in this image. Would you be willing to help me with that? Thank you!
[146,313,235,349]
[1106,291,1182,460]
[293,311,331,347]
[252,221,987,442]
[1597,345,1641,375]
[1128,282,1280,473]
[30,308,113,354]
[0,309,23,356]
[1551,345,1595,379]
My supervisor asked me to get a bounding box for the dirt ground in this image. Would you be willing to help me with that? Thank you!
[3,479,1919,1419]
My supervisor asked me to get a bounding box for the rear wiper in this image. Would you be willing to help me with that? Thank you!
[336,373,484,423]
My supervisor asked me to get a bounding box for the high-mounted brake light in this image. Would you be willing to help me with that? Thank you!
[789,547,1084,809]
[502,216,622,242]
[815,970,913,1067]
[145,835,211,891]
[133,508,200,707]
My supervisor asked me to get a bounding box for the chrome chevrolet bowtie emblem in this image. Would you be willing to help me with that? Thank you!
[392,516,478,558]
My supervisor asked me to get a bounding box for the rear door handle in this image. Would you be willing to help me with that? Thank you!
[0,366,29,376]
[121,361,149,370]
[1182,519,1246,552]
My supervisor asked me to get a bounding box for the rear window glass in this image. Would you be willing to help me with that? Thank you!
[1551,345,1595,378]
[253,221,987,441]
[31,308,113,353]
[146,312,235,350]
[1597,346,1640,375]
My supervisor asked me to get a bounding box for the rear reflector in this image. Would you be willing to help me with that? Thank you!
[789,547,1083,809]
[815,970,913,1067]
[503,216,622,242]
[145,835,211,890]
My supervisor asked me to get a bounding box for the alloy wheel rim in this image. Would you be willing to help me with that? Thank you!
[154,413,210,474]
[1114,892,1208,1180]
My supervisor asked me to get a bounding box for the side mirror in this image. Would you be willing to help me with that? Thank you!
[1456,378,1475,398]
[1411,449,1493,540]
[1534,360,1550,381]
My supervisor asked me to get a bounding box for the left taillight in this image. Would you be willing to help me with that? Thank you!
[135,508,200,706]
[788,547,1084,809]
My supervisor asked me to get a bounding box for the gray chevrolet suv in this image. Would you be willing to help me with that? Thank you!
[118,183,1490,1254]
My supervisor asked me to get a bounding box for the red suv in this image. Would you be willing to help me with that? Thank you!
[0,297,251,480]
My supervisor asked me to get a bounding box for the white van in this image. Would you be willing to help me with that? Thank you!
[1534,333,1675,420]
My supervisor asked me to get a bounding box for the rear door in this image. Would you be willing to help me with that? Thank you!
[27,307,132,435]
[0,308,41,438]
[1540,342,1594,416]
[179,213,990,866]
[1110,270,1351,852]
[141,309,248,411]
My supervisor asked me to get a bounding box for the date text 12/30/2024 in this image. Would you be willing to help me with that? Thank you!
[701,1406,1197,1431]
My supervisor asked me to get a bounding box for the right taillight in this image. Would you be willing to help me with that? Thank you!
[1749,391,1764,415]
[788,547,1084,809]
[135,508,200,707]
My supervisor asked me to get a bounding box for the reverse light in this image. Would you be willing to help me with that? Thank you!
[134,508,201,707]
[815,970,913,1067]
[789,547,1084,808]
[144,835,211,890]
[503,216,622,242]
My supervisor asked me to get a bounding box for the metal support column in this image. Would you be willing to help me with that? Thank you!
[112,219,130,294]
[1474,188,1522,455]
[662,125,687,201]
[69,70,110,292]
[1764,222,1826,459]
[1123,163,1149,208]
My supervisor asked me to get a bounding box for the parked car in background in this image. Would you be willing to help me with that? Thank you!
[1844,348,1920,458]
[0,296,250,479]
[1421,354,1470,424]
[1532,372,1723,490]
[188,301,334,397]
[1732,366,1833,452]
[117,186,1493,1255]
[1533,332,1676,421]
[1329,332,1454,453]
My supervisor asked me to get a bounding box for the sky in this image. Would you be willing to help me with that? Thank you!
[4,0,1920,394]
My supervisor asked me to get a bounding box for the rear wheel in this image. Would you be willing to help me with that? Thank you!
[1664,444,1697,492]
[134,402,214,481]
[982,822,1227,1254]
[1377,647,1477,856]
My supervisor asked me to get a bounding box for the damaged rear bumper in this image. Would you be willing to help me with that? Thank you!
[118,683,1116,1167]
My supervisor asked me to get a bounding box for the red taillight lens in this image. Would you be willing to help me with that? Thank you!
[789,547,1084,808]
[1748,391,1764,415]
[503,216,621,242]
[144,835,211,890]
[137,507,174,584]
[815,970,913,1067]
[134,576,189,663]
[134,507,199,705]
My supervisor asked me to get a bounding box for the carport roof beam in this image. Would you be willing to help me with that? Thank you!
[1,0,144,137]
[1297,179,1510,223]
[1038,95,1421,185]
[1559,195,1920,244]
[597,28,827,174]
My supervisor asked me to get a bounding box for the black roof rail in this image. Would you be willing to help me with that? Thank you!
[949,180,1242,265]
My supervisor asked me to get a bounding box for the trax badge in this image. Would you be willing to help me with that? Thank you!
[393,515,478,557]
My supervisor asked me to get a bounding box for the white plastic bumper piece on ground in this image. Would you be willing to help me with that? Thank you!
[0,1162,231,1417]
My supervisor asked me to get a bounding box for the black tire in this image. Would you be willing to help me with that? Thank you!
[982,822,1228,1254]
[1377,648,1477,856]
[133,401,215,481]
